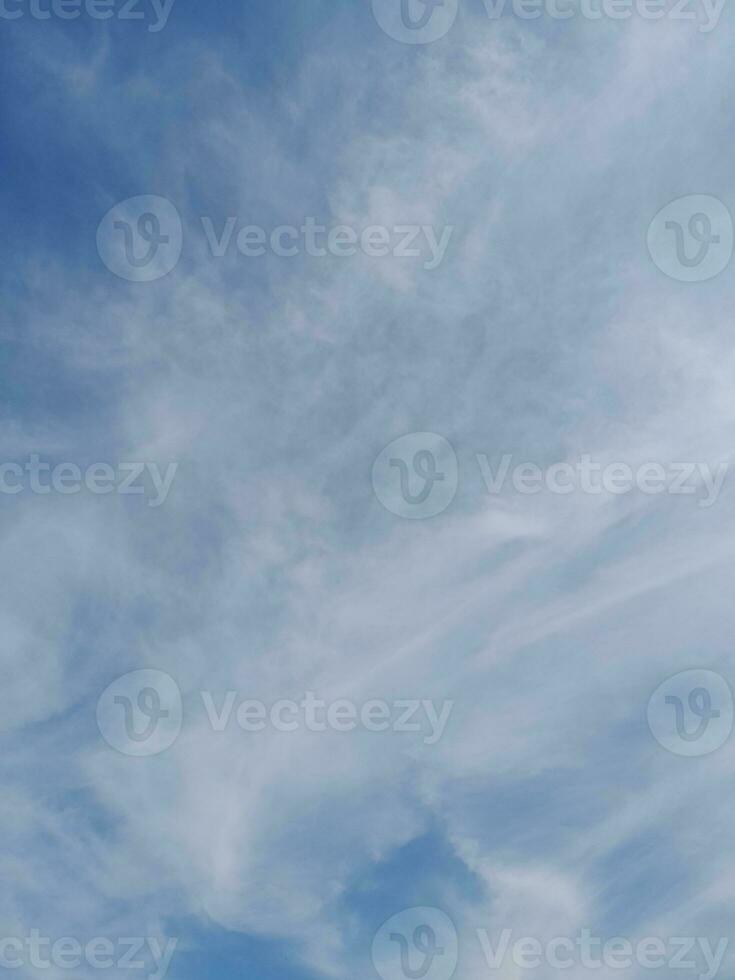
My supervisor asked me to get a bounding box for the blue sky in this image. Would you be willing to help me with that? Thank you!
[2,2,735,980]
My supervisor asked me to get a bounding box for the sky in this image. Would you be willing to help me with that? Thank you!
[2,1,735,980]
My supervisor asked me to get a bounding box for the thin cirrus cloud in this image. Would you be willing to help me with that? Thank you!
[1,3,735,980]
